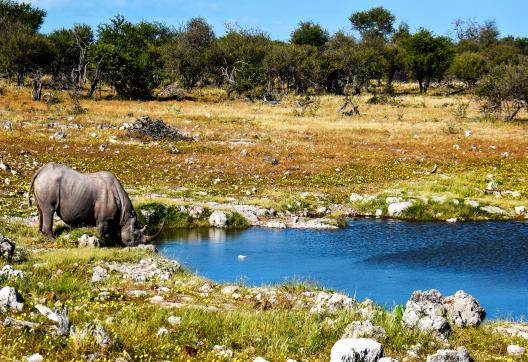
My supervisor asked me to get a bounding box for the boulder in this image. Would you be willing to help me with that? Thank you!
[311,292,356,314]
[330,338,384,362]
[0,265,25,280]
[507,344,526,356]
[514,206,526,215]
[209,211,228,228]
[480,205,508,216]
[387,201,413,217]
[495,324,528,340]
[188,205,204,219]
[443,291,486,327]
[402,289,450,340]
[91,266,109,283]
[426,347,472,362]
[0,234,15,260]
[0,286,24,312]
[78,234,101,248]
[342,320,386,340]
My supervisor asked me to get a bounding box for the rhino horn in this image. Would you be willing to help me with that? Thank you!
[143,223,164,242]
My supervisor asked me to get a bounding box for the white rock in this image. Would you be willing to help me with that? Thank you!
[209,211,228,228]
[199,283,213,293]
[387,201,414,217]
[342,320,386,340]
[480,205,508,215]
[0,286,24,311]
[253,358,269,362]
[386,196,403,204]
[0,265,24,280]
[431,196,445,204]
[264,220,287,229]
[156,327,169,337]
[237,255,247,261]
[426,347,472,362]
[221,286,239,295]
[77,234,100,248]
[168,315,182,326]
[311,292,355,314]
[150,295,164,304]
[495,324,528,339]
[91,266,109,283]
[375,209,383,218]
[402,289,450,340]
[212,345,234,358]
[451,199,460,205]
[446,218,457,223]
[464,130,472,137]
[379,358,398,362]
[443,290,486,327]
[507,344,526,356]
[330,338,384,362]
[514,206,526,215]
[464,200,479,208]
[350,193,364,202]
[25,353,44,362]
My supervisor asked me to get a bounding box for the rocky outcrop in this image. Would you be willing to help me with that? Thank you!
[443,291,485,327]
[310,292,356,313]
[402,290,486,340]
[0,265,24,280]
[106,258,180,282]
[426,347,473,362]
[402,289,450,340]
[0,286,24,312]
[342,320,386,340]
[330,338,384,362]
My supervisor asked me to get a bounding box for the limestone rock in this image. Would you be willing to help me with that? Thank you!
[78,234,101,248]
[330,338,384,362]
[342,320,386,340]
[495,324,528,339]
[464,200,479,208]
[443,291,486,327]
[168,315,182,326]
[426,347,472,362]
[379,358,398,362]
[514,206,526,215]
[0,234,15,260]
[0,286,24,312]
[480,205,508,215]
[91,266,109,283]
[311,292,356,314]
[507,344,526,356]
[212,345,234,358]
[106,258,180,282]
[402,289,450,340]
[0,265,24,280]
[387,201,413,217]
[209,211,228,228]
[25,353,44,362]
[264,220,287,229]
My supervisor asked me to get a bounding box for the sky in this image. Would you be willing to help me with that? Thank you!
[27,0,527,40]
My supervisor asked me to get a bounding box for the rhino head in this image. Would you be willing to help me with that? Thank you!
[120,216,164,246]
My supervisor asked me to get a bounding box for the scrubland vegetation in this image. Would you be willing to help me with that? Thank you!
[1,1,528,361]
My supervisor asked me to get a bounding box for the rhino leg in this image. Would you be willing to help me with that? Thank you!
[40,206,55,239]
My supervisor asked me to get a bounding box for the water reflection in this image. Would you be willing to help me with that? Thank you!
[155,220,528,319]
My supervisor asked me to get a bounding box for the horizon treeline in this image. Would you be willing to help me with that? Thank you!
[1,0,528,118]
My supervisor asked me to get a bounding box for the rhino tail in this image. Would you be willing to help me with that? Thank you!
[28,168,41,207]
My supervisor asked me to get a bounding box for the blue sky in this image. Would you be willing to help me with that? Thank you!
[28,0,527,39]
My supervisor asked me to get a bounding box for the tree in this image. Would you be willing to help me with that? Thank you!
[162,17,215,90]
[476,56,528,121]
[349,7,395,39]
[0,19,52,86]
[450,52,487,88]
[291,21,329,47]
[90,16,165,99]
[0,0,46,32]
[402,29,454,92]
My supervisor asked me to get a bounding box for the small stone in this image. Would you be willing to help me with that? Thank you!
[221,286,239,295]
[91,266,109,283]
[240,149,248,157]
[342,320,386,340]
[426,347,472,362]
[446,218,457,223]
[25,353,44,362]
[0,234,15,260]
[150,295,164,304]
[156,327,169,337]
[350,193,364,202]
[168,315,182,326]
[212,345,234,358]
[0,265,24,280]
[379,358,398,362]
[78,234,100,248]
[387,201,414,217]
[375,209,383,218]
[253,358,269,362]
[507,344,526,356]
[464,200,479,208]
[514,206,526,215]
[3,120,12,130]
[199,283,213,293]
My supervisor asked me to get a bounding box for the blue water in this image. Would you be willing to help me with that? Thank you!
[155,219,528,320]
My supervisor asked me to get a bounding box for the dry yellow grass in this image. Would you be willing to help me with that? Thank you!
[1,85,527,216]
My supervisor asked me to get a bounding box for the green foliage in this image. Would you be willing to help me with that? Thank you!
[0,0,46,32]
[162,17,215,90]
[402,29,455,92]
[290,21,329,47]
[450,52,487,87]
[349,7,395,39]
[476,56,528,121]
[226,212,250,229]
[91,16,166,99]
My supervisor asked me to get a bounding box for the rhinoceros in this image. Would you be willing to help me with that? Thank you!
[29,162,159,246]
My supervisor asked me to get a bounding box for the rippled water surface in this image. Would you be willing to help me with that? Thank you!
[155,219,528,319]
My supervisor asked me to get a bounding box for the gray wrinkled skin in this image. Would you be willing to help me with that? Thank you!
[30,162,145,246]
